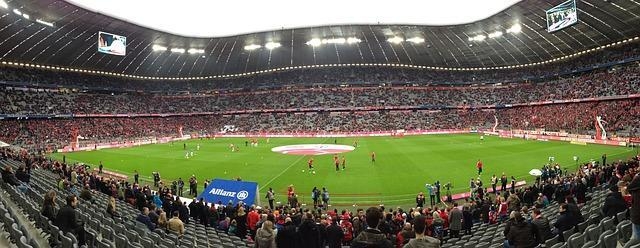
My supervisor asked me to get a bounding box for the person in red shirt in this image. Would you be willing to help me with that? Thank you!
[340,216,353,246]
[476,159,483,175]
[334,157,340,172]
[287,185,295,206]
[247,206,260,239]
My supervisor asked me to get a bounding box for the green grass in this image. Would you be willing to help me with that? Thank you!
[50,134,637,207]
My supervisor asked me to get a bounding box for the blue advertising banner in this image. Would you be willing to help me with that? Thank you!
[198,179,258,206]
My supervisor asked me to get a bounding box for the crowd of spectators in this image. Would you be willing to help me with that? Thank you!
[0,97,638,151]
[1,64,639,115]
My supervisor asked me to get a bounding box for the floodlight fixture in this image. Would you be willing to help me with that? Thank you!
[244,44,262,50]
[265,42,281,49]
[387,36,404,44]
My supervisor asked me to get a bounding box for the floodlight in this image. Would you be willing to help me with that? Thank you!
[265,42,281,49]
[36,19,54,27]
[346,37,361,44]
[488,31,503,38]
[506,23,521,33]
[406,37,425,44]
[187,48,205,54]
[387,36,404,44]
[244,44,261,50]
[170,48,185,53]
[152,45,167,51]
[0,0,7,9]
[22,13,29,19]
[12,9,21,15]
[306,39,322,47]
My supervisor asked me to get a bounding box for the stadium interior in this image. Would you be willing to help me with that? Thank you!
[0,0,639,248]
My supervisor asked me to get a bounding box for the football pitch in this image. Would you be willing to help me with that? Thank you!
[50,134,636,207]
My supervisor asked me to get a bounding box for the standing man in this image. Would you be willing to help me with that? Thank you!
[500,173,508,193]
[99,161,103,174]
[307,157,315,174]
[416,192,425,208]
[602,154,607,166]
[134,170,139,185]
[370,152,376,164]
[177,178,184,197]
[427,184,435,207]
[334,156,340,172]
[435,181,441,203]
[341,156,346,170]
[476,159,483,175]
[449,202,463,239]
[322,188,330,209]
[265,188,275,210]
[491,174,498,194]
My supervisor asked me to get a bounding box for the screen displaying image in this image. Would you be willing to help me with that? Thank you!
[546,0,578,33]
[98,31,126,56]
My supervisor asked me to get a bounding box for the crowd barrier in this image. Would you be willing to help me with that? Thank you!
[484,130,628,147]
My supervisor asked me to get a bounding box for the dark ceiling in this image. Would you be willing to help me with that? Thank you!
[0,0,638,77]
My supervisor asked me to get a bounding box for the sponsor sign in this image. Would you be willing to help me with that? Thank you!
[198,179,258,206]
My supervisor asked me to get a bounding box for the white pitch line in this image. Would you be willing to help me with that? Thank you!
[259,155,307,191]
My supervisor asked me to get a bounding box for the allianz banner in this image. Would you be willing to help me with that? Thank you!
[198,179,258,206]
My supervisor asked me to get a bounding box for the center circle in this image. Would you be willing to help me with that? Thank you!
[271,144,356,155]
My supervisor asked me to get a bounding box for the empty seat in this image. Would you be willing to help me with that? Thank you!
[601,230,617,248]
[18,236,33,248]
[545,235,559,248]
[585,225,601,242]
[567,232,586,248]
[618,220,632,245]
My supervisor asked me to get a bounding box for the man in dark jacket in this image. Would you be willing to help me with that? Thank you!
[1,165,21,186]
[55,195,86,246]
[448,203,463,239]
[627,173,640,239]
[326,217,344,248]
[298,213,321,248]
[602,184,627,219]
[136,207,155,231]
[276,217,297,248]
[505,211,539,248]
[532,209,553,242]
[553,204,576,241]
[351,207,393,248]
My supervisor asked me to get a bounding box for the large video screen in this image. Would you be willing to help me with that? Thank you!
[546,0,578,33]
[97,31,126,56]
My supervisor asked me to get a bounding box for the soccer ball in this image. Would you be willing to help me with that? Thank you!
[312,171,316,174]
[302,170,305,173]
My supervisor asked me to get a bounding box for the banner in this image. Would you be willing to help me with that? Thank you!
[198,179,258,206]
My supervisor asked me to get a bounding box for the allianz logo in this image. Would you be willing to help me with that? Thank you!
[209,188,249,200]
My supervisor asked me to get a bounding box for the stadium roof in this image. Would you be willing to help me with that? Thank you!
[0,0,638,78]
[65,0,522,38]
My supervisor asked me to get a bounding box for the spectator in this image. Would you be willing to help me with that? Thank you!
[136,207,155,231]
[167,210,185,236]
[462,204,473,236]
[157,211,168,229]
[565,196,584,223]
[106,196,120,218]
[326,217,344,248]
[627,172,640,239]
[553,204,576,241]
[505,211,539,248]
[403,215,440,248]
[235,207,248,239]
[602,183,628,219]
[2,165,22,186]
[15,165,30,183]
[276,217,297,248]
[298,212,321,248]
[531,208,553,242]
[41,190,57,222]
[341,215,354,246]
[396,222,416,248]
[448,203,463,239]
[79,184,93,203]
[254,220,276,248]
[352,207,393,248]
[55,195,86,246]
